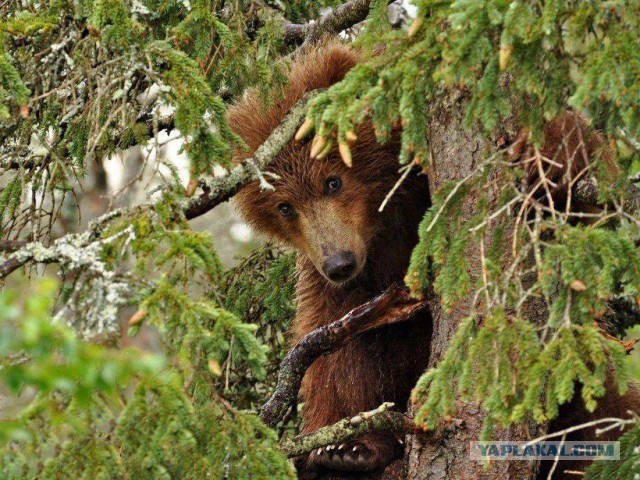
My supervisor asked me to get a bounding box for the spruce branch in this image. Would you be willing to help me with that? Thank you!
[280,403,416,457]
[0,93,315,279]
[259,284,428,428]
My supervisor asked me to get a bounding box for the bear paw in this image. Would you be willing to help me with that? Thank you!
[304,434,404,473]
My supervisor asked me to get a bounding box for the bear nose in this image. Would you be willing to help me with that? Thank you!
[323,251,357,282]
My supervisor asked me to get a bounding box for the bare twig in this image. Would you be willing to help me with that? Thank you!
[425,169,478,234]
[525,415,637,446]
[547,433,566,480]
[259,284,428,428]
[379,163,413,212]
[280,402,416,457]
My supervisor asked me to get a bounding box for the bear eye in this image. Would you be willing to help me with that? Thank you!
[278,202,294,218]
[325,177,342,194]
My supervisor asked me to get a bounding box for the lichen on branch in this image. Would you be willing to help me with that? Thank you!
[281,403,415,458]
[183,91,320,219]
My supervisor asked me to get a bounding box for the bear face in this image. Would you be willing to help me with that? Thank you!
[235,131,403,285]
[229,42,406,286]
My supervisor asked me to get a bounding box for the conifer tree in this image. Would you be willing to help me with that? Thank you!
[0,1,639,479]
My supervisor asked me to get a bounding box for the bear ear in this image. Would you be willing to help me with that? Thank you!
[227,40,360,163]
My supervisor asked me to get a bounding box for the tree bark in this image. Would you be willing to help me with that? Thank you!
[405,100,547,479]
[261,285,426,429]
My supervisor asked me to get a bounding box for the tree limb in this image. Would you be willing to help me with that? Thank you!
[0,239,27,252]
[183,91,318,219]
[259,284,428,429]
[280,403,416,457]
[0,240,33,277]
[284,0,373,48]
[0,256,29,279]
[283,22,309,45]
[0,92,316,278]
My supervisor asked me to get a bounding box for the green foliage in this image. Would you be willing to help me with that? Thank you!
[0,134,298,477]
[406,180,473,309]
[0,266,295,479]
[0,53,30,120]
[300,0,640,441]
[2,0,640,475]
[219,246,298,412]
[541,226,640,328]
[0,279,163,442]
[148,40,240,174]
[585,424,640,479]
[306,0,640,166]
[0,0,331,235]
[268,0,640,452]
[413,311,628,438]
[108,383,293,480]
[407,162,640,434]
[223,245,297,332]
[2,379,294,479]
[104,204,274,404]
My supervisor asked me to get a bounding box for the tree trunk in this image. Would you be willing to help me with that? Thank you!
[405,99,547,479]
[314,100,550,480]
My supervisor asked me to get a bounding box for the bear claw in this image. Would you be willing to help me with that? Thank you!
[309,440,374,471]
[304,435,404,473]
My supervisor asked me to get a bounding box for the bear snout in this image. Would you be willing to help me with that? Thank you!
[322,251,357,283]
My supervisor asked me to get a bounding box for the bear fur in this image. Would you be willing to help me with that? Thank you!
[231,43,432,473]
[230,42,638,478]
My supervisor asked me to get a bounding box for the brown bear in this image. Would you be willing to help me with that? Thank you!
[229,41,639,478]
[231,43,432,473]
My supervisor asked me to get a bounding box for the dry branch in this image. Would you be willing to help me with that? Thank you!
[259,284,428,429]
[0,93,316,278]
[281,403,416,457]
